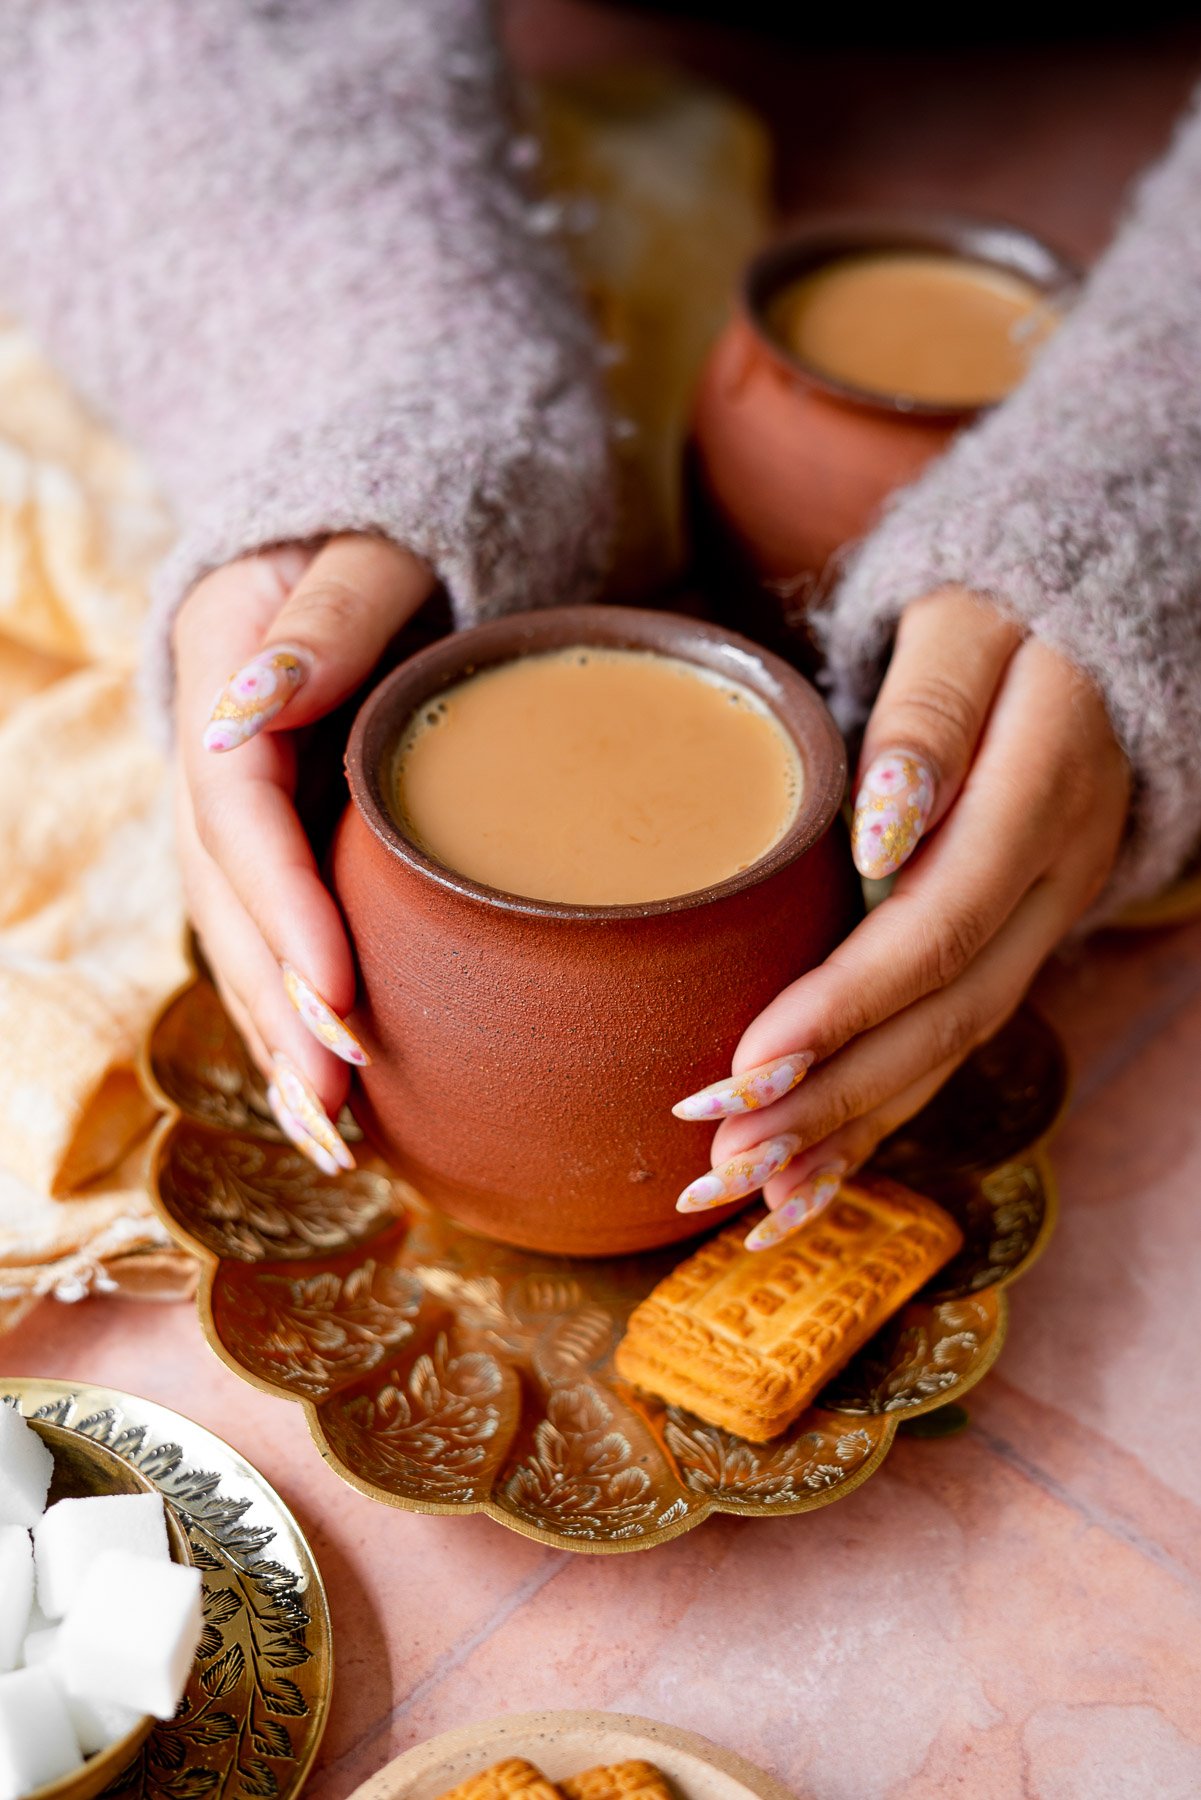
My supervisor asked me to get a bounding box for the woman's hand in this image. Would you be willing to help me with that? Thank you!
[173,534,434,1170]
[672,586,1130,1249]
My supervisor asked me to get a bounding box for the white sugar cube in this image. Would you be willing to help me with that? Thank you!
[59,1549,202,1721]
[0,1531,31,1673]
[21,1625,142,1754]
[35,1492,169,1618]
[0,1665,82,1800]
[0,1407,52,1530]
[0,1534,30,1674]
[21,1625,56,1667]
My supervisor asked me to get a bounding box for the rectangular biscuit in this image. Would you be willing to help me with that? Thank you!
[615,1175,962,1442]
[437,1762,564,1800]
[560,1765,674,1800]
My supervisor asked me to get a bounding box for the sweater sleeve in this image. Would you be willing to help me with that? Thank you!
[0,0,614,708]
[816,92,1201,918]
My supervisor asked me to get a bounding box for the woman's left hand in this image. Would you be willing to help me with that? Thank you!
[672,586,1130,1250]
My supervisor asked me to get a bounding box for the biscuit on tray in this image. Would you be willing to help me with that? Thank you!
[560,1764,674,1800]
[437,1761,565,1800]
[615,1175,962,1442]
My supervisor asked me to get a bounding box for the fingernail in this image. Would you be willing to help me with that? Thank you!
[851,752,935,880]
[202,648,308,753]
[266,1082,340,1177]
[272,1054,354,1172]
[744,1165,844,1251]
[673,1052,814,1121]
[676,1134,801,1213]
[282,964,371,1067]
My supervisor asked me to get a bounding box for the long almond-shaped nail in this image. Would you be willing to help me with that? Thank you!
[673,1052,813,1121]
[851,752,935,880]
[744,1165,844,1251]
[203,648,308,753]
[676,1134,801,1213]
[281,964,371,1067]
[266,1082,340,1176]
[272,1054,354,1172]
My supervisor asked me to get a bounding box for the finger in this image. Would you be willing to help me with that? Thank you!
[851,587,1022,879]
[705,866,1074,1190]
[707,638,1099,1110]
[176,770,353,1150]
[743,1052,964,1250]
[200,535,434,751]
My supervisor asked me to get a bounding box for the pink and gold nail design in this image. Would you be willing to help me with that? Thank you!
[266,1082,340,1176]
[744,1165,844,1250]
[672,1052,813,1121]
[282,964,370,1067]
[272,1053,354,1172]
[203,648,308,753]
[851,752,935,880]
[676,1133,801,1213]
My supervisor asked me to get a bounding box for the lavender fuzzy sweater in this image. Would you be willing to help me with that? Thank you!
[1,2,1199,910]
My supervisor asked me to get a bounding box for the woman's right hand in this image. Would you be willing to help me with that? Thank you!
[172,533,434,1170]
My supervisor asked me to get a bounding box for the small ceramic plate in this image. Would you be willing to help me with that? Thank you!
[143,954,1066,1554]
[344,1710,799,1800]
[3,1377,332,1798]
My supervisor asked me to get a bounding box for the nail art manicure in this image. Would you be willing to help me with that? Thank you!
[672,1052,813,1121]
[202,648,308,752]
[676,1134,801,1213]
[266,1082,340,1176]
[282,964,371,1067]
[744,1165,844,1251]
[272,1054,355,1172]
[851,752,935,880]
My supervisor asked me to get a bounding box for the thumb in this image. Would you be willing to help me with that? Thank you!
[202,534,435,752]
[851,587,1022,880]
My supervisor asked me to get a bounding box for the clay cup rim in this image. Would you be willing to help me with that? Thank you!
[344,605,848,922]
[744,207,1081,423]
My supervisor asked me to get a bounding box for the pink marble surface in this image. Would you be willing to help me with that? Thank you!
[6,918,1201,1800]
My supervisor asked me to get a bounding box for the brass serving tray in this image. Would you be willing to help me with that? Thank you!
[145,962,1065,1554]
[4,1376,332,1797]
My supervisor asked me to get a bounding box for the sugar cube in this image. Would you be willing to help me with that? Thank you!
[21,1625,142,1755]
[0,1407,52,1530]
[59,1549,202,1721]
[0,1665,82,1800]
[0,1531,31,1673]
[35,1492,169,1619]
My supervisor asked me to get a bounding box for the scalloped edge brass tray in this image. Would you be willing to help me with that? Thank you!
[142,954,1066,1554]
[4,1377,331,1797]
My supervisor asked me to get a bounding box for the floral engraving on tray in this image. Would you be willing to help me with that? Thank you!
[158,1123,399,1263]
[662,1412,884,1504]
[504,1382,660,1540]
[320,1334,515,1504]
[148,962,1061,1551]
[819,1296,997,1414]
[214,1261,422,1399]
[10,1393,320,1800]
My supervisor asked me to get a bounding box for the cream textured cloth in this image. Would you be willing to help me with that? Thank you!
[0,319,194,1327]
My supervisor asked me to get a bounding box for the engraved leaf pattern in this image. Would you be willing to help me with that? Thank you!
[663,1412,883,1503]
[323,1334,510,1502]
[7,1395,318,1800]
[215,1263,421,1398]
[504,1382,659,1540]
[158,1125,397,1262]
[821,1297,996,1413]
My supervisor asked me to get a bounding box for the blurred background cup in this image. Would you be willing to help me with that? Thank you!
[690,211,1078,659]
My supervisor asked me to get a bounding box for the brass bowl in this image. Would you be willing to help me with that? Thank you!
[24,1421,192,1800]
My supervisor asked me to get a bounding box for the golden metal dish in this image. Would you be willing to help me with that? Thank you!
[4,1377,332,1797]
[145,963,1065,1554]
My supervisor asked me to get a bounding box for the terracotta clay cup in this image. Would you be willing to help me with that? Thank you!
[691,211,1077,657]
[331,605,859,1258]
